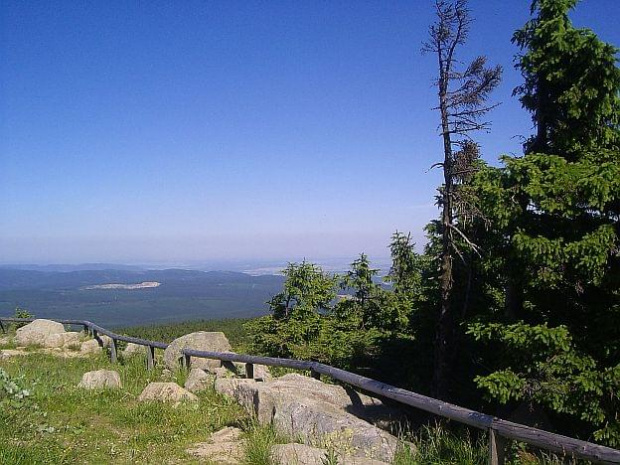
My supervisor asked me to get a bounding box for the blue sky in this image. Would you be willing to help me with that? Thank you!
[1,0,618,265]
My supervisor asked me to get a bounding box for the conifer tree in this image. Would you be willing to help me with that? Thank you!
[423,0,501,400]
[470,0,620,445]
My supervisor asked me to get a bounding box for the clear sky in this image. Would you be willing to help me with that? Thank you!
[1,0,618,265]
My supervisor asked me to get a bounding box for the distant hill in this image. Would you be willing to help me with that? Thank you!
[0,268,284,327]
[0,263,146,272]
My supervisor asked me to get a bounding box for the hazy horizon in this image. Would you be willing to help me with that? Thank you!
[0,230,420,265]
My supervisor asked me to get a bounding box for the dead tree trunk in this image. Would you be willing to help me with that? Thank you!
[423,0,502,400]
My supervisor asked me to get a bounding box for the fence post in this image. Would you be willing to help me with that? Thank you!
[245,363,254,379]
[83,324,89,335]
[184,353,191,369]
[310,367,320,381]
[146,345,155,370]
[110,338,118,363]
[92,329,99,345]
[489,428,505,465]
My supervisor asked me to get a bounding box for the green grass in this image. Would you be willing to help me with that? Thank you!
[1,319,588,465]
[0,352,247,464]
[393,424,488,465]
[242,422,291,465]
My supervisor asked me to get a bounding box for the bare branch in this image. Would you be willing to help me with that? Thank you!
[448,223,482,256]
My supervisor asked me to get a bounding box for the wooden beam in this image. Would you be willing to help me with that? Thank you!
[146,345,155,370]
[489,428,505,465]
[110,338,118,363]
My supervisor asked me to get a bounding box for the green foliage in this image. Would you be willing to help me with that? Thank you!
[482,153,620,288]
[513,0,620,156]
[12,306,34,329]
[246,261,350,364]
[269,261,337,320]
[0,367,32,409]
[460,0,620,447]
[387,232,423,297]
[340,253,382,329]
[469,321,620,446]
[247,250,422,370]
[247,312,375,367]
[243,422,285,465]
[394,424,488,465]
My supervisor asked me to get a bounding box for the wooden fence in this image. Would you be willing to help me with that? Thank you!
[2,316,619,465]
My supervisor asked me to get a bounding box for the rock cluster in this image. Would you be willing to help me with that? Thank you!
[15,319,76,348]
[215,373,398,463]
[13,319,106,355]
[6,326,402,464]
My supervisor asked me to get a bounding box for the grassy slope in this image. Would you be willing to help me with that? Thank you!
[0,351,247,464]
[0,321,574,464]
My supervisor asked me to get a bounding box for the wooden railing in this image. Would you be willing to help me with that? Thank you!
[2,317,619,465]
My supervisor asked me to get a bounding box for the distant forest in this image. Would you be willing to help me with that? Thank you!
[0,269,284,327]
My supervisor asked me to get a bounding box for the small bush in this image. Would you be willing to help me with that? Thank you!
[13,306,35,329]
[0,367,31,408]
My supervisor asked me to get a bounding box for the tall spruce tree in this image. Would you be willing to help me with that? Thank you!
[341,253,381,329]
[513,0,620,158]
[470,0,620,445]
[423,0,501,400]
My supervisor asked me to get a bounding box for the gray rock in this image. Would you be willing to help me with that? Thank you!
[45,332,81,349]
[343,455,391,464]
[271,444,328,465]
[123,342,145,358]
[273,400,397,462]
[209,362,271,382]
[232,374,398,462]
[211,366,235,378]
[15,319,65,347]
[185,368,214,393]
[222,362,272,381]
[138,382,198,403]
[253,364,272,382]
[61,332,82,347]
[77,370,122,389]
[214,377,257,398]
[237,373,396,425]
[96,335,112,348]
[80,339,102,354]
[272,444,389,465]
[163,331,232,371]
[186,426,245,464]
[271,444,389,465]
[42,333,66,349]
